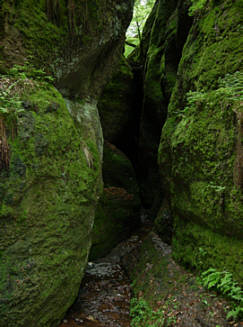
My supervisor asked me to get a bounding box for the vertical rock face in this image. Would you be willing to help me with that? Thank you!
[157,0,243,282]
[0,1,133,326]
[128,0,242,282]
[130,0,192,216]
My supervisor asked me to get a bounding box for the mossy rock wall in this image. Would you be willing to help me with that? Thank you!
[98,56,137,147]
[102,141,140,196]
[90,142,140,259]
[0,0,134,98]
[91,186,140,260]
[130,0,192,216]
[158,0,243,283]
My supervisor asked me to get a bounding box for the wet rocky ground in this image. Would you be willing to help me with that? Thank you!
[59,225,242,327]
[59,261,131,327]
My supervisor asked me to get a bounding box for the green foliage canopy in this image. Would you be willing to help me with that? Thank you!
[125,0,155,56]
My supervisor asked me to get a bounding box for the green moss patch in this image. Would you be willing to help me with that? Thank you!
[172,218,243,286]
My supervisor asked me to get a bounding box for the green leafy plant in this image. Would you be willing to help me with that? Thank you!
[188,0,207,16]
[184,90,205,112]
[130,297,165,327]
[181,71,242,118]
[9,61,54,83]
[0,60,54,121]
[0,80,25,117]
[218,71,243,101]
[0,75,29,169]
[177,90,205,118]
[201,268,243,321]
[125,0,156,56]
[0,60,54,170]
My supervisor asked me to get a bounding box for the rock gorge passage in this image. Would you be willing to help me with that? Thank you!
[0,0,242,326]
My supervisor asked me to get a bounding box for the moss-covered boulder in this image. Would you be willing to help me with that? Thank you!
[158,0,243,283]
[90,142,140,259]
[0,77,103,326]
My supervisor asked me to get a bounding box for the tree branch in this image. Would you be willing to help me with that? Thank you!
[125,41,137,48]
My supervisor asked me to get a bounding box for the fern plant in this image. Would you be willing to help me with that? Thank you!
[218,71,243,101]
[0,60,53,122]
[201,268,243,320]
[9,61,54,83]
[0,81,24,117]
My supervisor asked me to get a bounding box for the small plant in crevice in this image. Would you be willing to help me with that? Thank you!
[177,90,206,118]
[0,61,51,122]
[201,268,243,321]
[0,79,25,117]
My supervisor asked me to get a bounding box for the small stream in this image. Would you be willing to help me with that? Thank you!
[59,231,147,327]
[59,262,131,327]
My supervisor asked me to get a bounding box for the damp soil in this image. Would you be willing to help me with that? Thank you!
[59,225,242,327]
